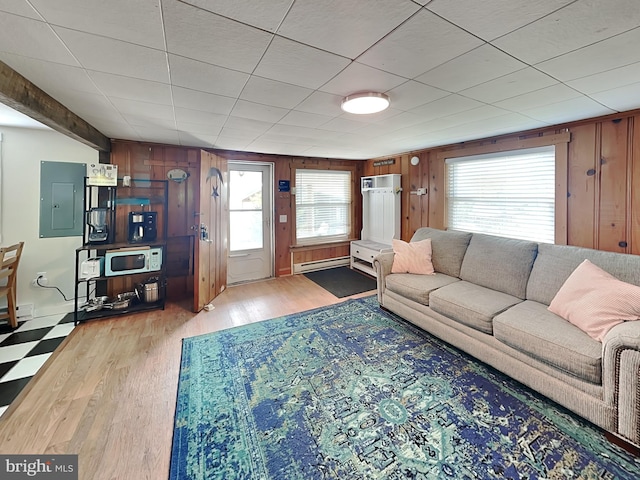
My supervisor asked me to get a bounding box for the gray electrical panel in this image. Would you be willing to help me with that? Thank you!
[39,161,86,238]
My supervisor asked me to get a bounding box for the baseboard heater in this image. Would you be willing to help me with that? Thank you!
[293,256,350,274]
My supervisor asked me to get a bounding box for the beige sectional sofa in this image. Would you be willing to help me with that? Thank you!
[373,227,640,448]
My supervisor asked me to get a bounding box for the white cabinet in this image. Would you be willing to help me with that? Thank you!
[351,174,401,277]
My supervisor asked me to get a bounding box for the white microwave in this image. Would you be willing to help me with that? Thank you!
[104,246,162,276]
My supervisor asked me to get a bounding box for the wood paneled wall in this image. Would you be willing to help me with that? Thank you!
[111,141,364,299]
[364,110,640,255]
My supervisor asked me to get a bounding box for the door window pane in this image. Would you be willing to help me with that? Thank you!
[229,170,264,251]
[230,211,263,250]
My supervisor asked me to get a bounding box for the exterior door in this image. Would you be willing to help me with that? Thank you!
[227,162,273,284]
[194,151,228,312]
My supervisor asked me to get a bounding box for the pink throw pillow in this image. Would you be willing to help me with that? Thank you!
[548,259,640,342]
[391,238,435,275]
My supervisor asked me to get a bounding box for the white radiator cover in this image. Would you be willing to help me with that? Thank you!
[293,256,350,274]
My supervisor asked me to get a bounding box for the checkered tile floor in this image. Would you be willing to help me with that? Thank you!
[0,313,75,417]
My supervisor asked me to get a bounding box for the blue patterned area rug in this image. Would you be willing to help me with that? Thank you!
[169,297,640,479]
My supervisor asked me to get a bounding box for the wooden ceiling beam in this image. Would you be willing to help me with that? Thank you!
[0,60,110,152]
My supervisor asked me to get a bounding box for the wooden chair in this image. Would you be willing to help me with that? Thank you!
[0,242,24,329]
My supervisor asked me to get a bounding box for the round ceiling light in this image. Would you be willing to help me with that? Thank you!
[341,92,390,114]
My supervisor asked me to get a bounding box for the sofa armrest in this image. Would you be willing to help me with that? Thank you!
[373,252,394,304]
[602,321,640,445]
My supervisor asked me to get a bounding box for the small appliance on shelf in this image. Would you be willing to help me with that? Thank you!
[128,211,157,243]
[86,207,109,244]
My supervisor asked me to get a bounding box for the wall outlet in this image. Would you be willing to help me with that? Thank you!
[32,271,48,286]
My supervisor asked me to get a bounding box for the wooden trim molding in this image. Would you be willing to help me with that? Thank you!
[0,60,110,152]
[435,131,571,163]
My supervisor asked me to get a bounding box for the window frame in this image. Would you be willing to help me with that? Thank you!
[445,146,557,243]
[438,132,570,244]
[292,166,356,246]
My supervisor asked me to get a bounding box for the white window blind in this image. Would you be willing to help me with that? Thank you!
[295,169,351,245]
[446,146,555,243]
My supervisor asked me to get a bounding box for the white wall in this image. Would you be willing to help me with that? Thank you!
[0,126,98,318]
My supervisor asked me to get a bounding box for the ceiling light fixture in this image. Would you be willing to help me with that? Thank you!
[341,92,390,115]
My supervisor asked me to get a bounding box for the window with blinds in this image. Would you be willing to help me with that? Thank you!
[446,146,556,243]
[295,169,352,245]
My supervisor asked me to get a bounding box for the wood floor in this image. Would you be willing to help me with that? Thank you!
[0,275,375,479]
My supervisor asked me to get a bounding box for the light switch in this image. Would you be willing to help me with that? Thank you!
[279,215,287,223]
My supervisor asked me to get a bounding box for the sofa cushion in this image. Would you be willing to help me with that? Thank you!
[391,238,435,275]
[527,243,640,305]
[385,273,459,306]
[429,281,523,334]
[410,227,472,278]
[459,234,538,299]
[548,259,640,342]
[494,300,602,384]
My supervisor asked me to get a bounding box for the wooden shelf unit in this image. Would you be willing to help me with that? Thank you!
[351,174,401,277]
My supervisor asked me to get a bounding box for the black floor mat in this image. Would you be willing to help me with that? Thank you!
[304,267,377,298]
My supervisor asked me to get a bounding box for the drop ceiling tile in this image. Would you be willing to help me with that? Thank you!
[385,81,449,112]
[494,0,640,65]
[246,140,311,156]
[163,0,271,73]
[110,97,174,119]
[590,82,640,112]
[536,27,640,81]
[303,145,363,160]
[90,120,139,140]
[415,45,527,92]
[239,76,313,110]
[178,131,218,148]
[29,0,165,49]
[0,0,40,19]
[409,94,483,121]
[520,96,615,124]
[0,14,78,65]
[319,62,406,97]
[460,68,558,104]
[54,27,169,82]
[132,126,180,144]
[371,111,426,131]
[217,126,260,144]
[268,123,338,141]
[277,0,419,58]
[230,100,289,123]
[320,117,369,134]
[121,113,176,130]
[495,84,582,112]
[50,91,116,120]
[0,53,95,96]
[467,113,548,136]
[87,71,172,105]
[294,91,344,116]
[169,55,250,98]
[172,87,236,115]
[223,116,273,135]
[214,136,252,151]
[253,36,350,90]
[180,0,292,32]
[174,108,227,128]
[175,120,222,137]
[427,0,574,41]
[567,62,640,94]
[278,111,333,129]
[357,9,483,79]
